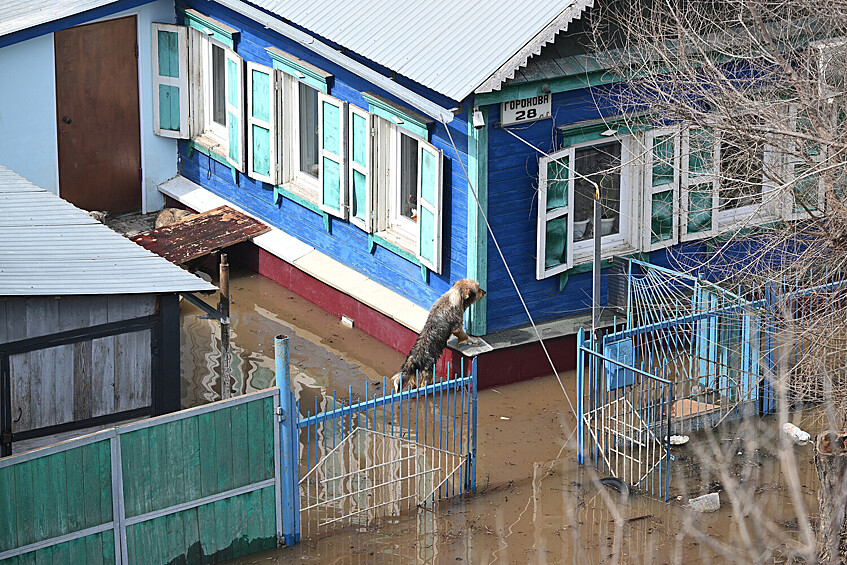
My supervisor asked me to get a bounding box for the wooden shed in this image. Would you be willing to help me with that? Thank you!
[0,166,216,456]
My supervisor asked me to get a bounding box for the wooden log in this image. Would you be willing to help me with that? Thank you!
[815,430,847,564]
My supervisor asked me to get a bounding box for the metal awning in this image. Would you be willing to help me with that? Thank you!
[131,206,270,265]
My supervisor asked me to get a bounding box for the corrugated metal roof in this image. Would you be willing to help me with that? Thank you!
[0,0,118,38]
[229,0,593,100]
[0,166,217,296]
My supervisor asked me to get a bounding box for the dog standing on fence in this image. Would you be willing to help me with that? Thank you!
[392,279,485,393]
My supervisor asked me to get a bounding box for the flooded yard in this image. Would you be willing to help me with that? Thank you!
[180,266,824,564]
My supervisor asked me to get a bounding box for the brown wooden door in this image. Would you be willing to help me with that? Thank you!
[55,16,141,215]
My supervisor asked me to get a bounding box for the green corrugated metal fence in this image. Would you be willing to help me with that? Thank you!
[0,387,283,564]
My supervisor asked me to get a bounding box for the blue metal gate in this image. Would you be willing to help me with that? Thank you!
[293,359,477,536]
[577,258,847,499]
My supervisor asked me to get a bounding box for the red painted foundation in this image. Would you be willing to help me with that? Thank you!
[164,196,577,389]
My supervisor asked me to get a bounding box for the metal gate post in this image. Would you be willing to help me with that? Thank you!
[275,335,299,545]
[470,357,478,492]
[577,328,585,464]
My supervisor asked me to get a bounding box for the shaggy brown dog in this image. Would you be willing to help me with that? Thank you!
[392,279,485,392]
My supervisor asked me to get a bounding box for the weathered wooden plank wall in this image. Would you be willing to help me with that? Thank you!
[1,295,156,434]
[0,439,115,564]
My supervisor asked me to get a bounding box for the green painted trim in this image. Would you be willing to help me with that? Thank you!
[557,113,654,147]
[180,9,238,49]
[362,92,431,139]
[474,71,619,107]
[188,140,235,182]
[466,105,488,335]
[266,47,330,93]
[272,185,330,229]
[368,233,428,280]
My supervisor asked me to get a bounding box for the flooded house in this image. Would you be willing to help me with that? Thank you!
[0,0,819,389]
[0,165,216,456]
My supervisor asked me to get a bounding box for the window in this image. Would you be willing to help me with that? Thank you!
[295,82,320,187]
[151,16,244,171]
[373,115,443,272]
[536,136,637,279]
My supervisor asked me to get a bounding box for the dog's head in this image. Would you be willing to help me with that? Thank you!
[453,279,485,310]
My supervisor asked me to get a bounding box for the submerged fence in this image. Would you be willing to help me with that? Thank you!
[0,386,285,564]
[296,360,477,536]
[1,335,478,562]
[579,258,847,499]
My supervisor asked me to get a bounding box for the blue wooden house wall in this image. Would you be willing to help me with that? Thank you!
[482,85,693,333]
[175,0,471,310]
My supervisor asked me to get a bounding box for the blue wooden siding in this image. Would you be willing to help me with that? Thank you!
[177,0,469,309]
[484,87,641,332]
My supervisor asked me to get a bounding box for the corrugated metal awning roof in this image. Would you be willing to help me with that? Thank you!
[0,166,217,296]
[1,0,592,100]
[0,0,119,38]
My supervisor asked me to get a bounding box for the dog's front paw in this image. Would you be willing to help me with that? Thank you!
[462,336,480,346]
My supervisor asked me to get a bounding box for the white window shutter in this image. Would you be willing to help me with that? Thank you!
[536,148,573,280]
[246,62,278,185]
[681,128,719,241]
[348,105,373,232]
[224,49,244,172]
[317,92,347,218]
[644,128,680,250]
[417,141,443,273]
[151,23,189,139]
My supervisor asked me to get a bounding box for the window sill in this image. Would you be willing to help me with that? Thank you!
[186,138,235,183]
[370,230,429,282]
[572,238,636,266]
[273,182,330,232]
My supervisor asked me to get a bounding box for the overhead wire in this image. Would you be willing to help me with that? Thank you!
[439,118,581,421]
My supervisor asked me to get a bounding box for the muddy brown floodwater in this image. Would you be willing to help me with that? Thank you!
[181,266,825,564]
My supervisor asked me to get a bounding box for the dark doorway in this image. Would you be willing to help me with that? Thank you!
[55,15,142,215]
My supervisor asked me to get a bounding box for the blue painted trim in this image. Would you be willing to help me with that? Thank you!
[188,140,236,183]
[0,0,153,49]
[179,8,238,50]
[362,92,431,139]
[367,233,429,281]
[267,47,330,93]
[272,185,330,230]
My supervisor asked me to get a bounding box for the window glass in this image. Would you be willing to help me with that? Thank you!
[546,158,568,211]
[212,44,226,127]
[573,142,621,242]
[720,132,763,210]
[298,82,319,179]
[400,133,419,221]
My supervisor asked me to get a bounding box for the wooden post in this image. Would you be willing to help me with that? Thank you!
[815,431,847,563]
[220,253,232,400]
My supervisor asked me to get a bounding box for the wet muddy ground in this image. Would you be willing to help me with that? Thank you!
[181,266,825,564]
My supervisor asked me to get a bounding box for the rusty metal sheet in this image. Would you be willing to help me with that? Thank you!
[131,206,270,264]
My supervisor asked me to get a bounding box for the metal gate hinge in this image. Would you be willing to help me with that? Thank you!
[276,406,286,421]
[1,432,12,443]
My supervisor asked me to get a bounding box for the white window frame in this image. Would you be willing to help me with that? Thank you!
[643,128,681,250]
[372,115,443,271]
[536,134,640,278]
[201,37,229,146]
[781,104,828,220]
[282,77,322,198]
[680,126,720,241]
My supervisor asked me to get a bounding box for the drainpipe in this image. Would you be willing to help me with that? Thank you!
[220,253,232,399]
[275,335,299,545]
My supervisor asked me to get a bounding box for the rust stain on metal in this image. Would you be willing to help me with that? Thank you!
[131,206,270,264]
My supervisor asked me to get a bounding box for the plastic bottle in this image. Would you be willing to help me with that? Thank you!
[783,422,811,443]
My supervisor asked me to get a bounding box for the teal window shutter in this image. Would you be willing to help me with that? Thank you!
[318,92,347,218]
[224,49,244,172]
[246,62,278,185]
[536,149,574,279]
[349,104,373,232]
[151,23,189,138]
[416,141,443,273]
